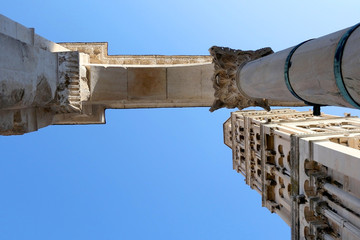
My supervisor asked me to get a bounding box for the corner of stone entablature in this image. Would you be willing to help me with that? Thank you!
[58,42,214,65]
[57,42,108,64]
[53,51,90,114]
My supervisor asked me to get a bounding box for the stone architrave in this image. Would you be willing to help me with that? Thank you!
[0,15,214,134]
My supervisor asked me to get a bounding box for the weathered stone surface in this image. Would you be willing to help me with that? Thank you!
[33,75,52,105]
[55,51,83,113]
[59,42,212,65]
[0,14,34,45]
[0,15,89,134]
[0,108,54,135]
[128,68,167,100]
[84,63,214,109]
[167,65,202,100]
[0,32,58,110]
[55,42,214,112]
[89,66,128,101]
[53,104,105,125]
[209,46,274,112]
[201,64,215,100]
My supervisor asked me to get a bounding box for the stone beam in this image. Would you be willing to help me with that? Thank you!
[53,42,214,125]
[87,64,214,108]
[0,15,215,134]
[58,43,214,109]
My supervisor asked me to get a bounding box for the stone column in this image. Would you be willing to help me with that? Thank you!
[211,23,360,112]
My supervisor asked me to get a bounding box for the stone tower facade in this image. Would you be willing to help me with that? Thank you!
[224,109,360,240]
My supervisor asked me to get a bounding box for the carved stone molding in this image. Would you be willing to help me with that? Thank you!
[55,51,82,113]
[209,46,273,112]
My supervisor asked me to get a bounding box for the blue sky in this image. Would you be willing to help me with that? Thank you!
[1,1,360,240]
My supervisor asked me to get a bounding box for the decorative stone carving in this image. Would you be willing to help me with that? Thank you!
[55,51,84,113]
[209,46,273,112]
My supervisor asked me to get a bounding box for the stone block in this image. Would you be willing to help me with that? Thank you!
[15,23,33,45]
[0,14,33,45]
[167,65,202,100]
[201,64,214,100]
[128,67,166,100]
[0,14,16,39]
[89,66,127,101]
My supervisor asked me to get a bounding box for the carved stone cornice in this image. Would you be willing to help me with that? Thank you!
[58,42,212,65]
[209,46,273,112]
